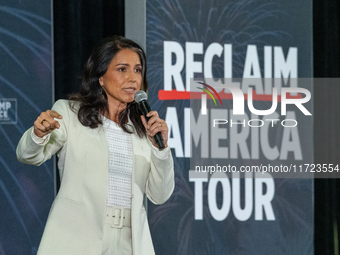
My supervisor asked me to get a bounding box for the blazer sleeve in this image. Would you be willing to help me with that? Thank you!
[16,100,69,166]
[145,147,175,205]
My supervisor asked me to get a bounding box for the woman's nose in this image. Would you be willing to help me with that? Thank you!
[127,69,137,82]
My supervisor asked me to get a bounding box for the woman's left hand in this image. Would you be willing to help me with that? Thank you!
[141,111,168,149]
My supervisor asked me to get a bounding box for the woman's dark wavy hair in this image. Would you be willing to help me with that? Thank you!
[69,36,148,138]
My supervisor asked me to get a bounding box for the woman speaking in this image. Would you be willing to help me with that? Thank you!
[16,36,174,255]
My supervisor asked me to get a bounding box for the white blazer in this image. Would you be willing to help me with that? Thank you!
[16,100,175,255]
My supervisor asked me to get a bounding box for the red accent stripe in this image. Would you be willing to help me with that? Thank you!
[158,90,302,101]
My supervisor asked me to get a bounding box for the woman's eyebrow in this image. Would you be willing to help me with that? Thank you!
[115,63,142,67]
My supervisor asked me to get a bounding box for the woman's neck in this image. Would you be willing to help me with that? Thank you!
[104,101,127,124]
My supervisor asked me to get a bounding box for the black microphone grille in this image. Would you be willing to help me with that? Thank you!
[134,90,147,103]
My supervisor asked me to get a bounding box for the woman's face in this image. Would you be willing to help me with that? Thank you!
[99,49,142,106]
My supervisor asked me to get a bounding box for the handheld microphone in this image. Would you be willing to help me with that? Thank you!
[134,90,165,149]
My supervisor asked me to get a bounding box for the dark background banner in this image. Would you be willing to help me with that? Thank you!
[145,0,313,254]
[0,1,53,254]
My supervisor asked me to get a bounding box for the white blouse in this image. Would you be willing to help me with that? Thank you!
[102,116,133,209]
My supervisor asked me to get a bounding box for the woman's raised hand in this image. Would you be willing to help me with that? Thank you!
[141,111,168,149]
[33,110,63,138]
